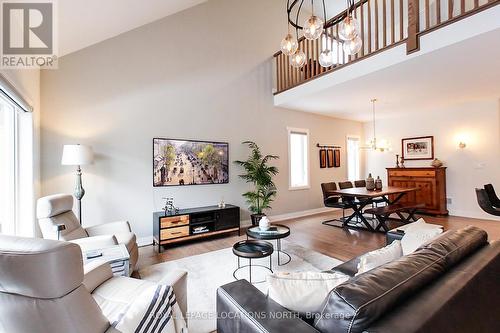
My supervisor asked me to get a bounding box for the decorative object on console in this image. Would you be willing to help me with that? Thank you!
[61,144,94,224]
[153,138,229,187]
[218,197,226,208]
[401,136,434,160]
[234,141,279,226]
[162,197,179,215]
[395,154,400,167]
[431,158,443,168]
[375,176,383,190]
[399,155,405,168]
[366,173,375,190]
[259,215,270,231]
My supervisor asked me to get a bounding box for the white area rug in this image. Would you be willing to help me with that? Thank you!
[139,240,342,333]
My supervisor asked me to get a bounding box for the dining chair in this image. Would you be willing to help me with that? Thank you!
[484,184,500,208]
[321,182,354,227]
[354,180,366,188]
[475,188,500,216]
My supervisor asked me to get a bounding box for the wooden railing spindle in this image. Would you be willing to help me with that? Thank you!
[437,0,441,24]
[360,2,365,56]
[383,0,387,47]
[390,0,395,44]
[368,0,372,53]
[460,0,465,14]
[374,0,379,50]
[425,0,430,29]
[399,0,404,40]
[448,0,453,20]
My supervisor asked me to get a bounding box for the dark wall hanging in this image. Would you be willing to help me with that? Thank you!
[317,143,341,169]
[333,149,341,167]
[319,149,327,168]
[327,149,334,168]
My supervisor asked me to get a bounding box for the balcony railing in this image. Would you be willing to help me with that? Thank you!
[274,0,498,94]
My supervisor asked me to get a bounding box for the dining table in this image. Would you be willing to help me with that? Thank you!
[331,186,418,232]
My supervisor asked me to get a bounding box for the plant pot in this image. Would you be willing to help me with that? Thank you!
[251,213,266,226]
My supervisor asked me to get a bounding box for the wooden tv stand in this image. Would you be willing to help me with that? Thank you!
[153,205,240,253]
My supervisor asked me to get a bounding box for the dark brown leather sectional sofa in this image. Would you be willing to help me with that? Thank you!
[217,226,500,333]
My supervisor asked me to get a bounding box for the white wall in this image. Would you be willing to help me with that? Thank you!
[364,99,500,220]
[40,0,363,239]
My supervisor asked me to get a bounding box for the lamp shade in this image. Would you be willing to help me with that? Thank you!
[61,144,94,166]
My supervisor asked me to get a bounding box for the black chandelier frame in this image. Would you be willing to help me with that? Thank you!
[286,0,357,34]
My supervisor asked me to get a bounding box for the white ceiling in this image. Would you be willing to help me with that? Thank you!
[279,29,500,122]
[58,0,207,56]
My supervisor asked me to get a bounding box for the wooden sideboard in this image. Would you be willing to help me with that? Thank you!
[387,167,448,216]
[153,205,240,253]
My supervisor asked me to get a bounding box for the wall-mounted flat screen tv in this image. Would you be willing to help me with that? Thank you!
[153,138,229,186]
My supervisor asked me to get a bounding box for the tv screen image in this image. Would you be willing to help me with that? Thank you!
[153,138,229,186]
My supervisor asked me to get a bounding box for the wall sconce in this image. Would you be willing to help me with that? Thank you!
[455,132,470,149]
[458,142,467,149]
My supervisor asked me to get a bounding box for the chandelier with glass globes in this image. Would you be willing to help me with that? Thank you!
[280,0,362,68]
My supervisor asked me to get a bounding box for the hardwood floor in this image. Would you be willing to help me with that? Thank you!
[137,210,500,270]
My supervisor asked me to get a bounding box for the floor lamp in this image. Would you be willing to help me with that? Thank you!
[61,144,94,224]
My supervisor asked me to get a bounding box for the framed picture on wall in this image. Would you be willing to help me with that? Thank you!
[401,136,434,160]
[327,149,334,168]
[319,149,327,168]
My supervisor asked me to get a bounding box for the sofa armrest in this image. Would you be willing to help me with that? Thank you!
[83,260,113,293]
[217,280,320,333]
[330,257,360,277]
[85,221,132,236]
[71,235,118,252]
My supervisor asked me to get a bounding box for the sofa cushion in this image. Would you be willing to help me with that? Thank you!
[313,226,488,333]
[356,240,403,275]
[267,271,350,313]
[400,219,443,255]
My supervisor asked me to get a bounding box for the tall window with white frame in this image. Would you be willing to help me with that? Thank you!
[288,128,309,190]
[0,90,34,236]
[347,136,360,181]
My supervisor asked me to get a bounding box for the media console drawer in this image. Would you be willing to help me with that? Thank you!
[160,226,190,240]
[160,215,189,228]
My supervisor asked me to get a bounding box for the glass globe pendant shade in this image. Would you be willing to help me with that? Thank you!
[303,15,324,40]
[343,35,362,55]
[319,49,334,67]
[290,50,307,68]
[280,33,298,56]
[339,15,360,41]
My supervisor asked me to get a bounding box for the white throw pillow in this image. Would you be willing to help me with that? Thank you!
[267,271,349,313]
[401,219,443,255]
[356,240,403,275]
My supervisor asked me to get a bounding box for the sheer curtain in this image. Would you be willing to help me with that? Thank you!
[0,84,34,236]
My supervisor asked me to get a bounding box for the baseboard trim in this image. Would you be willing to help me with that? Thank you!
[137,207,338,247]
[240,207,338,227]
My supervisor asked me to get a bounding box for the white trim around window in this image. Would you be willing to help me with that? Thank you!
[287,127,310,190]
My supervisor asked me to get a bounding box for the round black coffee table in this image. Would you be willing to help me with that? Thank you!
[246,224,291,266]
[232,240,273,284]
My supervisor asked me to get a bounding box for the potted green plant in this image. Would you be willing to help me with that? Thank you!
[234,141,279,226]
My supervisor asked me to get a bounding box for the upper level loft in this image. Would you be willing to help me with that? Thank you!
[272,0,499,104]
